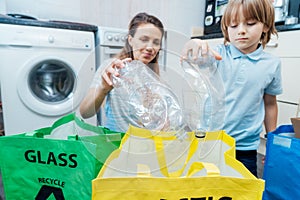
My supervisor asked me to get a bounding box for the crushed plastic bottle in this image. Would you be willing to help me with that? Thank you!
[181,54,225,132]
[111,60,184,132]
[110,56,225,134]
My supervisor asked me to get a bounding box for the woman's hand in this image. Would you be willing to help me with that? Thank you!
[181,39,222,62]
[79,57,132,119]
[101,58,132,91]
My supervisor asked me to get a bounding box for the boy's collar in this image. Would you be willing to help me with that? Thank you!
[229,44,263,61]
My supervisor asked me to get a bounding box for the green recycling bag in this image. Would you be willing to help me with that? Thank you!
[0,113,124,200]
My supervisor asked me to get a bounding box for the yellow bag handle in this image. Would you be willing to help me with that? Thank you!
[136,162,220,177]
[186,162,220,177]
[126,126,219,178]
[154,131,201,177]
[99,126,256,179]
[137,164,151,177]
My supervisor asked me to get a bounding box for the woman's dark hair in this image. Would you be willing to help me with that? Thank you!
[116,12,164,74]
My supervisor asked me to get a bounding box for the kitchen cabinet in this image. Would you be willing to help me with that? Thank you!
[276,58,300,104]
[265,30,300,57]
[204,37,224,49]
[265,30,300,105]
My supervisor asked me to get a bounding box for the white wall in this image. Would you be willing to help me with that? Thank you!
[4,0,205,38]
[5,0,83,21]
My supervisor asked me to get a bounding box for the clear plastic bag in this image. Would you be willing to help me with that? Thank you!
[111,60,184,132]
[181,55,225,132]
[110,56,225,134]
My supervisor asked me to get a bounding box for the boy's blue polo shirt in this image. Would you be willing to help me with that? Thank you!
[215,44,282,150]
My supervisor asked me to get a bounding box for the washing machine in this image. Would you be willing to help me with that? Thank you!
[0,18,98,135]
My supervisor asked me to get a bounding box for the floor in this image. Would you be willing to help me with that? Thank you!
[257,153,264,178]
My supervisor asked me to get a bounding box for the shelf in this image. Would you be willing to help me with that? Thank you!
[192,23,300,40]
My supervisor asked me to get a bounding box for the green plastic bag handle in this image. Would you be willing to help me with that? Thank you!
[24,113,118,139]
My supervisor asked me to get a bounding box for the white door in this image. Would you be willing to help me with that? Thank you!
[17,57,78,116]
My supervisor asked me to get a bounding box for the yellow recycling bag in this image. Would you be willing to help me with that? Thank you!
[92,125,264,200]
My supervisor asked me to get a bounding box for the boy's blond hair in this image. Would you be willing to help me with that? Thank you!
[221,0,277,48]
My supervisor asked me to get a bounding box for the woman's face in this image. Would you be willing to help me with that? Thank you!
[128,23,162,64]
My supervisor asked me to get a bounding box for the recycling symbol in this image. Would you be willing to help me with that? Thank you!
[35,185,65,200]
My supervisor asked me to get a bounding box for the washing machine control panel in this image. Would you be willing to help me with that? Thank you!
[0,24,94,50]
[42,31,93,50]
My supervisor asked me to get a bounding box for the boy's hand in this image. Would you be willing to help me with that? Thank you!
[181,39,222,62]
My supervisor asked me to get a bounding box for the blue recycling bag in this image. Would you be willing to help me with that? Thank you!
[263,125,300,200]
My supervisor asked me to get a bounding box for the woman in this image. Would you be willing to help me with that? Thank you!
[79,12,164,132]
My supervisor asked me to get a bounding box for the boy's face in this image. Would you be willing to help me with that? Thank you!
[227,6,268,54]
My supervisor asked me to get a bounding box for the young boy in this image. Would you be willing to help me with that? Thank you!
[181,0,282,176]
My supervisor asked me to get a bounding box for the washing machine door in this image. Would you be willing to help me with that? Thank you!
[18,58,79,116]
